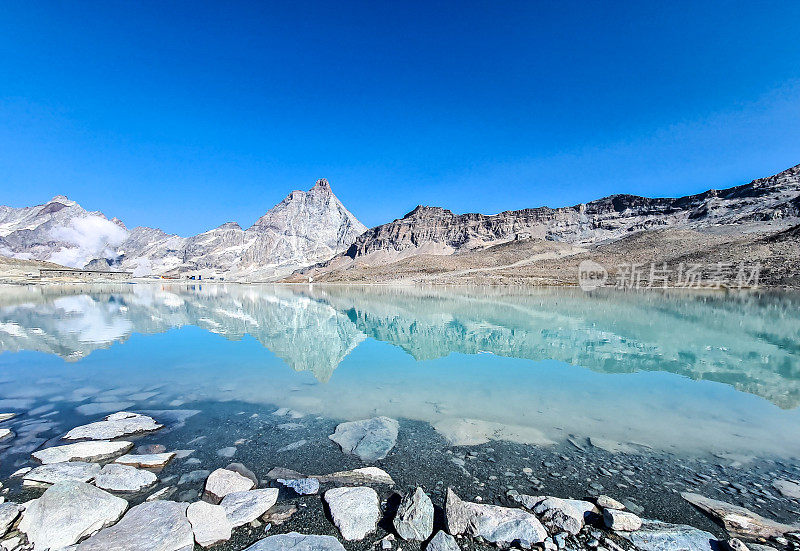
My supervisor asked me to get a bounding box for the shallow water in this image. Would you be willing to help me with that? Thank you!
[0,283,798,462]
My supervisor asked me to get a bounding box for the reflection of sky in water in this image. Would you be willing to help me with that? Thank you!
[0,283,798,457]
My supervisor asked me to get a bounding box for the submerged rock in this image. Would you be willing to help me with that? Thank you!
[115,452,176,468]
[772,479,800,499]
[23,461,101,487]
[187,500,232,548]
[179,469,211,486]
[204,468,255,504]
[324,486,381,541]
[0,428,14,442]
[681,492,800,539]
[623,519,721,551]
[393,487,434,541]
[434,418,554,446]
[18,481,128,550]
[32,440,133,464]
[94,463,158,493]
[427,530,461,551]
[220,489,279,528]
[329,417,399,462]
[445,488,547,548]
[243,532,345,551]
[74,500,194,551]
[63,412,162,440]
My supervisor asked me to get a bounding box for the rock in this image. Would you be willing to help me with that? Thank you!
[261,504,297,525]
[63,412,162,440]
[18,481,128,550]
[772,479,800,499]
[136,443,167,454]
[393,487,434,541]
[76,402,136,416]
[324,487,381,541]
[187,501,232,548]
[225,463,258,486]
[216,447,236,458]
[728,538,750,551]
[94,463,158,493]
[433,418,554,446]
[542,509,582,535]
[73,500,194,551]
[427,530,461,551]
[603,508,642,531]
[115,452,176,468]
[10,467,32,478]
[278,477,320,495]
[511,494,599,533]
[0,503,22,538]
[329,417,399,462]
[147,486,177,502]
[32,440,134,464]
[277,439,306,452]
[204,468,255,504]
[220,489,279,528]
[681,492,800,539]
[315,467,395,485]
[588,437,641,454]
[23,462,101,487]
[623,519,721,551]
[0,413,15,422]
[266,467,306,480]
[445,488,547,548]
[179,469,211,486]
[0,429,14,443]
[242,532,346,551]
[597,495,625,510]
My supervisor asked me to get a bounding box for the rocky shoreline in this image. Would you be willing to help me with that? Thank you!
[0,406,798,551]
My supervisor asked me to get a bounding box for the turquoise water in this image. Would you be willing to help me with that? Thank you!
[0,283,799,458]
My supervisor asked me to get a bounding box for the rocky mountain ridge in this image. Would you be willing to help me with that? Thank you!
[0,179,366,280]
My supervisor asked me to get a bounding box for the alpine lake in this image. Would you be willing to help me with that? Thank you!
[0,283,798,551]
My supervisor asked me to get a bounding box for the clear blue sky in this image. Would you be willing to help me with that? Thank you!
[1,1,799,235]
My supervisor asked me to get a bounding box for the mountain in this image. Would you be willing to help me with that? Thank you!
[0,179,367,280]
[288,163,800,285]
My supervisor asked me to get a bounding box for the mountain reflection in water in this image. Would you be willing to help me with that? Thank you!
[1,283,799,457]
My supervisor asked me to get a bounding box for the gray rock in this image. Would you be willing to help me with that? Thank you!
[329,417,399,462]
[23,462,101,487]
[315,467,395,486]
[18,481,128,550]
[147,486,178,502]
[204,468,255,504]
[596,495,625,510]
[277,439,306,452]
[623,519,721,551]
[220,489,279,528]
[136,443,167,454]
[603,508,642,531]
[243,532,345,551]
[0,428,14,442]
[681,492,800,539]
[728,539,750,551]
[94,463,158,493]
[0,503,22,538]
[511,495,598,534]
[179,469,211,486]
[76,402,136,416]
[32,440,134,464]
[64,412,162,440]
[225,463,258,485]
[772,479,800,499]
[323,487,381,541]
[115,452,176,468]
[427,530,460,551]
[445,488,547,548]
[187,500,232,548]
[216,447,237,458]
[74,500,194,551]
[393,487,434,541]
[278,477,320,495]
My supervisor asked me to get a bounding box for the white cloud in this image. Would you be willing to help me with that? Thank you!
[48,215,129,268]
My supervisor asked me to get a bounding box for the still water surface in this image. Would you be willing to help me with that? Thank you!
[0,283,798,460]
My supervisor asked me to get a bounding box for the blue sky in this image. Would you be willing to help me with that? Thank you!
[1,1,799,234]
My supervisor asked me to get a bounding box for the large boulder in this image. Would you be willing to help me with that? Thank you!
[63,412,162,440]
[393,487,434,541]
[187,500,232,548]
[329,417,399,462]
[74,500,194,551]
[445,488,547,548]
[18,481,128,550]
[243,532,346,551]
[323,487,381,541]
[0,503,22,538]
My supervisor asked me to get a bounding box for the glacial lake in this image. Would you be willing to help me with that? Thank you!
[1,283,799,463]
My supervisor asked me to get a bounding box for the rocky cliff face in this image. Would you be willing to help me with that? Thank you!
[320,163,800,268]
[0,179,367,280]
